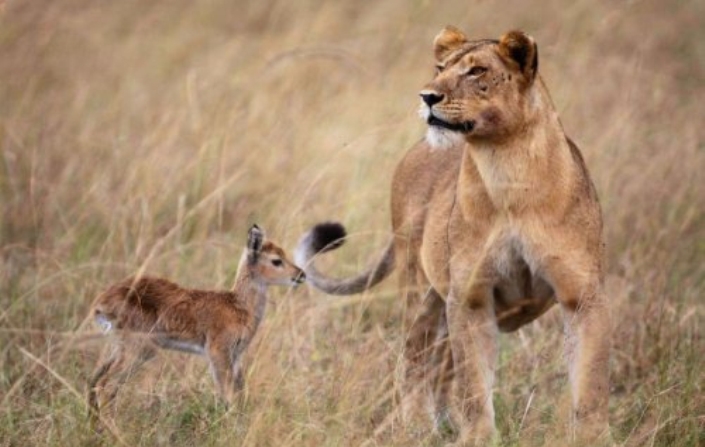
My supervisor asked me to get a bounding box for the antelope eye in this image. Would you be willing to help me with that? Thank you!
[467,66,487,77]
[271,259,283,267]
[434,64,444,74]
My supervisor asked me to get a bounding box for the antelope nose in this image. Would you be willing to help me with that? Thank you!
[295,271,306,284]
[420,91,444,107]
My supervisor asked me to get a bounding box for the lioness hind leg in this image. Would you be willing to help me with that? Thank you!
[429,308,455,435]
[401,288,446,428]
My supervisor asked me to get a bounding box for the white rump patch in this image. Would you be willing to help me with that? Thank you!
[95,314,113,333]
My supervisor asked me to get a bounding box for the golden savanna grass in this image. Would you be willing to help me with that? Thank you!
[1,0,703,445]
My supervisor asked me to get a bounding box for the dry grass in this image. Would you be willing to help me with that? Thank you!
[1,0,703,446]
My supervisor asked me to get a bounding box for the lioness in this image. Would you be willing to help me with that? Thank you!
[296,28,610,445]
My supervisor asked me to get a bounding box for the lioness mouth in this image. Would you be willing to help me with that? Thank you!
[427,115,475,133]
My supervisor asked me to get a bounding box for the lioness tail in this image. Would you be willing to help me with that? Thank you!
[295,222,395,295]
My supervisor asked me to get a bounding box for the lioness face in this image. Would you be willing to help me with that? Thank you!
[420,27,538,146]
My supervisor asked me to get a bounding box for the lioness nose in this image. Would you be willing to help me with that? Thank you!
[420,91,444,107]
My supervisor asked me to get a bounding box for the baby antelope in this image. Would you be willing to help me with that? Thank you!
[87,225,304,422]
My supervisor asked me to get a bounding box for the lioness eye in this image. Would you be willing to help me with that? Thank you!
[272,259,283,267]
[467,66,487,77]
[434,64,444,74]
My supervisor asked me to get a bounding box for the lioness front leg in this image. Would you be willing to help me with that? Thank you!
[446,279,498,446]
[546,258,611,443]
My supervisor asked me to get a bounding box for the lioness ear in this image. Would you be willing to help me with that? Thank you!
[434,26,468,62]
[498,30,538,82]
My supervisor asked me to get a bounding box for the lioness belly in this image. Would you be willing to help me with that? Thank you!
[493,271,556,332]
[490,233,557,331]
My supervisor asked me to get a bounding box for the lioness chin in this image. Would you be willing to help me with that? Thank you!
[297,27,610,446]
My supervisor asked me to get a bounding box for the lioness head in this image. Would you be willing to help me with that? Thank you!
[420,27,539,147]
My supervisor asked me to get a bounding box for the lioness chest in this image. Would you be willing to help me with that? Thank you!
[393,141,558,329]
[426,209,556,330]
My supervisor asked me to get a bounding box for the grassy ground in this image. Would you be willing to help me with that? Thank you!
[1,0,703,445]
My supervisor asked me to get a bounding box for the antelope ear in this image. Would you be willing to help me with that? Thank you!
[247,224,264,254]
[434,26,468,62]
[498,30,538,82]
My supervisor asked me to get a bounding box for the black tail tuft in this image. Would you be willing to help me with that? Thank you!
[310,222,347,253]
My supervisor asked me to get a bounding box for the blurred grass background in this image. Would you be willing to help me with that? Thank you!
[0,0,703,445]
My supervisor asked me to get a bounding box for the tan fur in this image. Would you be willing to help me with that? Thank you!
[87,225,304,424]
[297,28,611,445]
